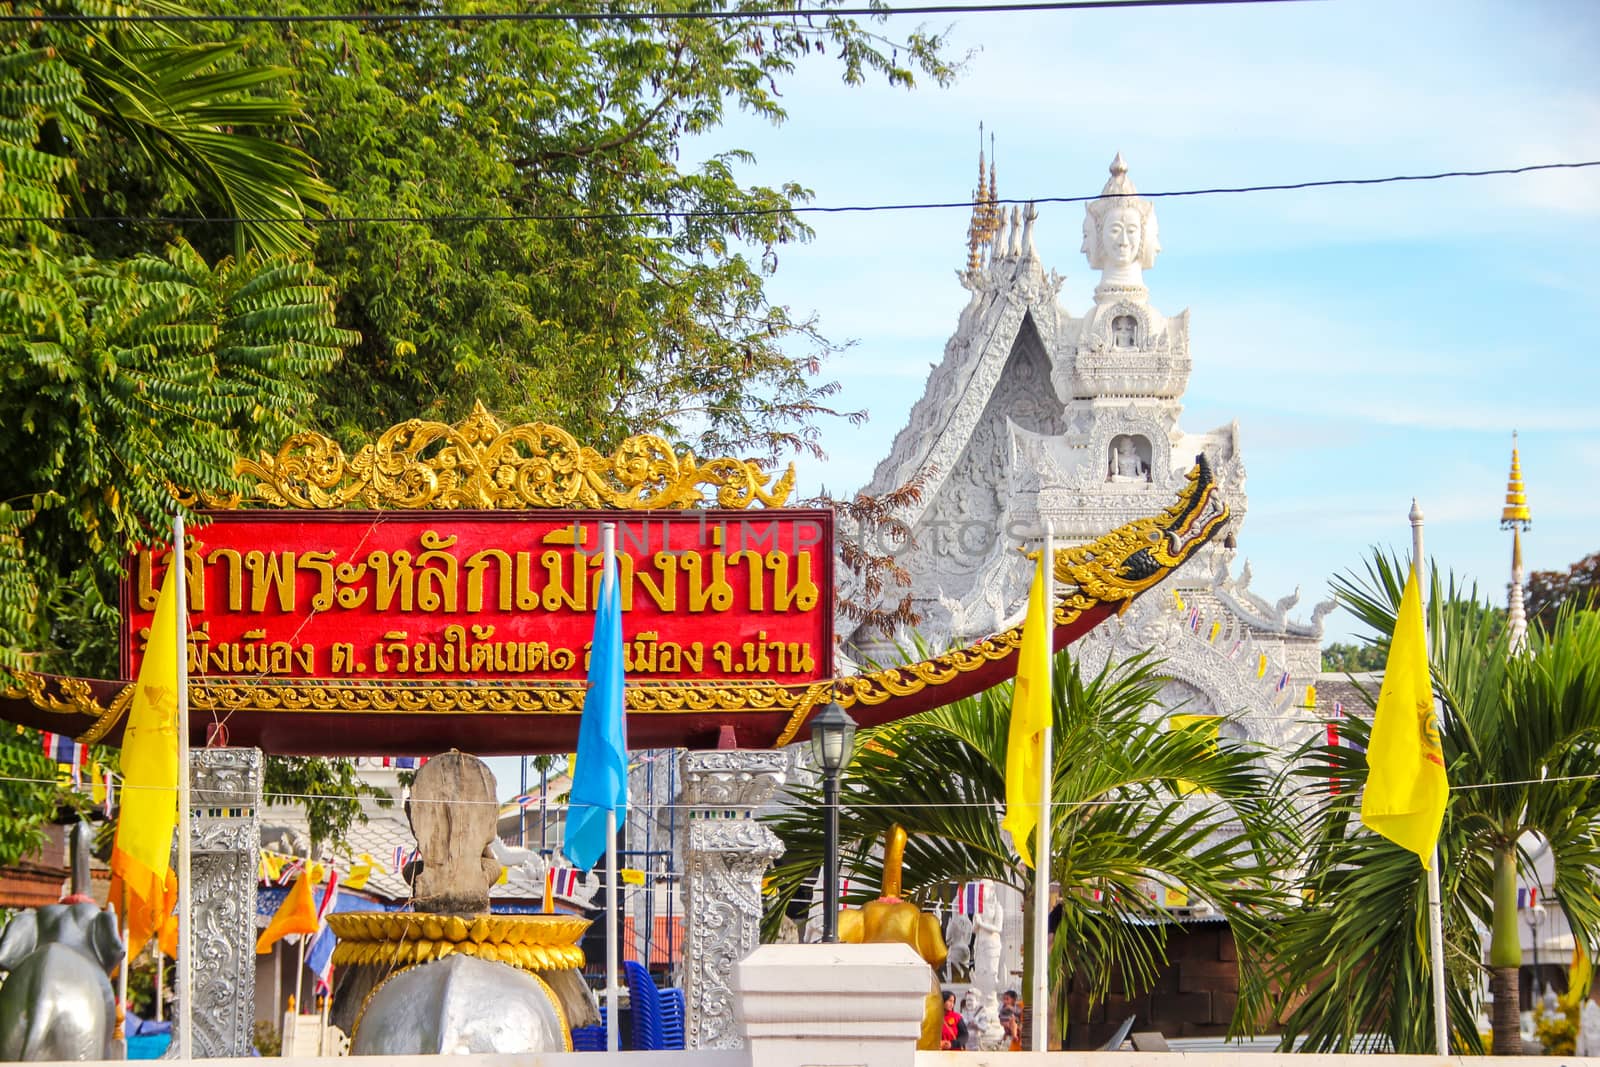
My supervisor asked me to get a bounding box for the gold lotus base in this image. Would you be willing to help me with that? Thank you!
[327,912,590,972]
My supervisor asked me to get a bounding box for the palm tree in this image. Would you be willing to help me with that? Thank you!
[1268,550,1600,1055]
[22,3,330,256]
[763,650,1294,1042]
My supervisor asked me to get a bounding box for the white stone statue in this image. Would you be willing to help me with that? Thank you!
[960,987,1005,1051]
[1082,153,1160,296]
[489,838,547,884]
[970,885,1003,994]
[1578,998,1600,1056]
[1108,436,1149,482]
[942,910,973,981]
[1111,314,1138,348]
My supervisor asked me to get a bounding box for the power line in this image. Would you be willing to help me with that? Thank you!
[7,159,1595,229]
[0,0,1316,26]
[10,768,1599,803]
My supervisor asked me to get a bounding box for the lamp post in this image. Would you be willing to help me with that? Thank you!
[810,702,857,943]
[1526,901,1545,1004]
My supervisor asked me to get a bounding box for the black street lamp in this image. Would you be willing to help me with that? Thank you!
[810,701,857,943]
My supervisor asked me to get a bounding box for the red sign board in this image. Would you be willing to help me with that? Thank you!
[122,510,833,686]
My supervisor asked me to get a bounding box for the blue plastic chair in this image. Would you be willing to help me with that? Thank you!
[622,960,672,1051]
[658,985,686,1048]
[570,1003,608,1051]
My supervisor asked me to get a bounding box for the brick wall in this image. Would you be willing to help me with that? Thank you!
[1061,921,1252,1048]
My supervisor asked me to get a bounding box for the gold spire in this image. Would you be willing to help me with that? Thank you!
[1500,431,1531,529]
[964,124,1001,272]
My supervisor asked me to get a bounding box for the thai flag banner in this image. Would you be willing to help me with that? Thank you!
[956,882,985,915]
[42,732,79,765]
[278,858,304,886]
[305,869,341,993]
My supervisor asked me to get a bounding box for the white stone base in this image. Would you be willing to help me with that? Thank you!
[736,943,933,1067]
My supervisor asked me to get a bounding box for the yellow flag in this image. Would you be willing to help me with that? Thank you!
[344,854,374,891]
[108,562,182,958]
[1568,942,1593,1006]
[256,871,321,954]
[1001,553,1052,868]
[1360,568,1447,868]
[619,867,646,886]
[1168,714,1223,795]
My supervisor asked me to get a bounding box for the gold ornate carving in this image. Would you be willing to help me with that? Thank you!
[4,459,1226,746]
[338,913,581,1050]
[327,912,588,973]
[0,672,134,744]
[186,679,832,717]
[205,401,795,511]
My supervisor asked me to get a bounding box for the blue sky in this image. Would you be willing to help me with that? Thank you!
[697,0,1600,644]
[489,0,1597,797]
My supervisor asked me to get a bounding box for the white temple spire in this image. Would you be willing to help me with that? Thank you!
[1500,432,1531,650]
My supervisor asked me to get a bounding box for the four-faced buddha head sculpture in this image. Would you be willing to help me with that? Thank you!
[1081,152,1160,294]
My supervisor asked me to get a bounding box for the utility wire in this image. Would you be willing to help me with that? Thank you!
[6,160,1595,229]
[10,769,1599,802]
[0,0,1316,26]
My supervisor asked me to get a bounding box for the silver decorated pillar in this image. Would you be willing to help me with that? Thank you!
[167,748,262,1058]
[678,750,786,1049]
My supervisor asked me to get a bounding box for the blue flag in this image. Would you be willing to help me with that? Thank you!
[562,541,627,872]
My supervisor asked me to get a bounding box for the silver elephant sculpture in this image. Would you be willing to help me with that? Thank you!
[350,955,568,1055]
[0,902,125,1061]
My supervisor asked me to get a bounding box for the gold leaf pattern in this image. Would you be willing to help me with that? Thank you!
[203,401,795,511]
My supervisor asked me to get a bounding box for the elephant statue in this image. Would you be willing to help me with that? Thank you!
[350,955,569,1055]
[0,902,125,1061]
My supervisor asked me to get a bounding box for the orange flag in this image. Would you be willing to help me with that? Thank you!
[255,871,320,954]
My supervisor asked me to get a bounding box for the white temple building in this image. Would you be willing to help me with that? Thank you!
[843,152,1332,758]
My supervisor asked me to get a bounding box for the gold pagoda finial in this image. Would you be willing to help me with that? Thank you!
[1500,430,1531,530]
[965,124,1002,272]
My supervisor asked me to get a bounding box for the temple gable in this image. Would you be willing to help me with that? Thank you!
[846,155,1330,760]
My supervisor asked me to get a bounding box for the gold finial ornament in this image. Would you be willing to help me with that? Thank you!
[201,401,795,511]
[1502,432,1531,650]
[1500,431,1531,530]
[965,124,1002,272]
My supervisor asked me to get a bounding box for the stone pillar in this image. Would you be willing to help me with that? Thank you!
[679,750,786,1049]
[736,943,931,1067]
[169,748,262,1057]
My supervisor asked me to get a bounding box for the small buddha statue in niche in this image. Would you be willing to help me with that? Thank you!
[1111,314,1137,348]
[1108,435,1150,483]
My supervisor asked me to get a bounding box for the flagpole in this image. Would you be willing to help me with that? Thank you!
[295,856,310,1034]
[1412,499,1448,1055]
[113,904,128,1046]
[601,522,621,1055]
[1029,528,1054,1052]
[173,514,194,1061]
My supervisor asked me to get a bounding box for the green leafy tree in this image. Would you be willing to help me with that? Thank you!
[1321,640,1385,673]
[0,6,351,857]
[263,758,391,854]
[1269,551,1600,1055]
[763,651,1292,1039]
[1527,549,1600,629]
[207,0,958,456]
